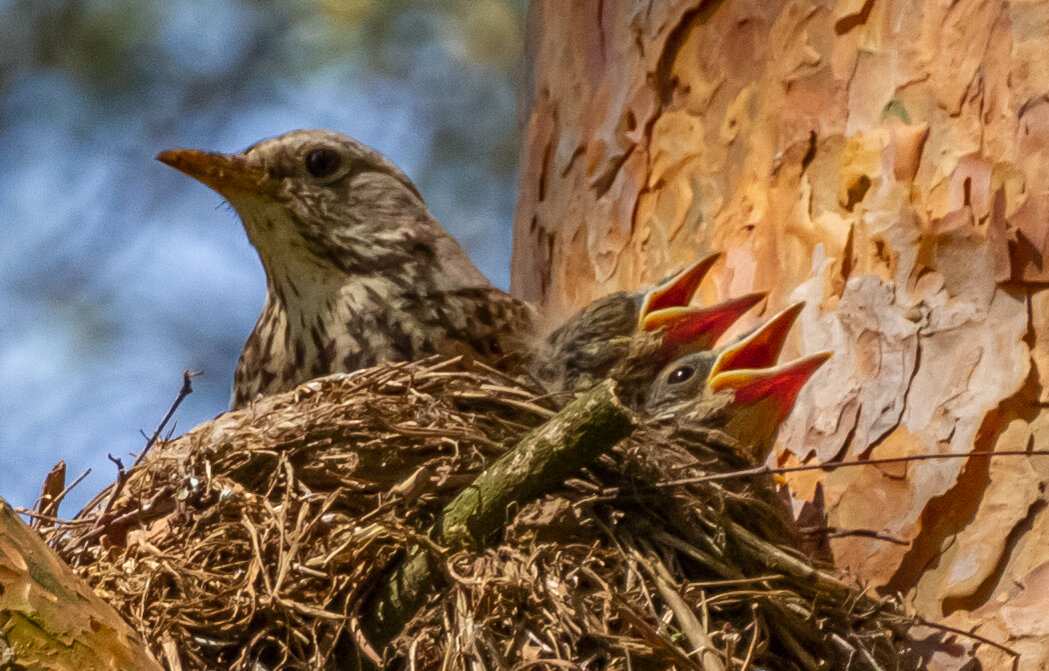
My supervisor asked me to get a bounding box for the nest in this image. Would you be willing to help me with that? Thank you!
[39,358,928,670]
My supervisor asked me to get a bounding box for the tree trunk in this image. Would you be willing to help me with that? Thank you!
[0,499,162,670]
[512,2,1049,668]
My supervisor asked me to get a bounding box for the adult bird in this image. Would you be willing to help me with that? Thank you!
[646,302,831,464]
[159,130,534,409]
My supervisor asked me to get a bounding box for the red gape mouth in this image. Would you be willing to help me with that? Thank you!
[712,353,832,410]
[643,293,766,362]
[637,253,765,359]
[706,302,831,419]
[638,253,722,318]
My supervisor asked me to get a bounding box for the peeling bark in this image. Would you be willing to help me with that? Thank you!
[512,2,1049,667]
[0,500,162,670]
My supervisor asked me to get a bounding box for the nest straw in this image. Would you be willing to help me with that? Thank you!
[39,357,924,670]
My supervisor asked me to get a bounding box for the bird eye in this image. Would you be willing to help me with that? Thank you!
[668,365,695,384]
[304,147,342,178]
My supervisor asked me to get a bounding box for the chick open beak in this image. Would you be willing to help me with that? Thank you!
[642,292,766,361]
[713,302,804,371]
[638,253,721,321]
[710,351,832,418]
[706,302,830,421]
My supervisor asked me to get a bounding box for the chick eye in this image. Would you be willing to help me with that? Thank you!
[667,365,695,384]
[304,147,342,178]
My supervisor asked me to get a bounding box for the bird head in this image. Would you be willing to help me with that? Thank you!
[647,302,831,463]
[537,253,763,395]
[157,129,486,290]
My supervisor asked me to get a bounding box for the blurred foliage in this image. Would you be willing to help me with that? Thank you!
[0,0,527,512]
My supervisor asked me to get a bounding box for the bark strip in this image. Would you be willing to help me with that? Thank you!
[0,500,162,671]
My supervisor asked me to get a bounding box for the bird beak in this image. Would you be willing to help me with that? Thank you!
[709,351,832,416]
[712,302,805,372]
[705,301,830,422]
[708,350,831,464]
[642,292,766,361]
[156,148,272,198]
[638,253,722,321]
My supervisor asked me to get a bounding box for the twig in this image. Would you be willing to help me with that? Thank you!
[905,613,1020,659]
[727,521,864,606]
[452,391,556,419]
[739,605,760,670]
[645,527,739,581]
[50,467,91,516]
[134,370,198,468]
[639,546,725,671]
[102,455,127,517]
[14,509,96,525]
[33,461,66,527]
[70,491,174,547]
[825,527,908,545]
[30,466,91,527]
[659,449,1049,487]
[72,456,129,566]
[75,372,196,559]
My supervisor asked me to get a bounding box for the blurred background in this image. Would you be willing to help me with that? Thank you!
[0,0,527,513]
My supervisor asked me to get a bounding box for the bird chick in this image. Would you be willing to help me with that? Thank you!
[647,302,831,464]
[534,253,765,403]
[158,130,533,409]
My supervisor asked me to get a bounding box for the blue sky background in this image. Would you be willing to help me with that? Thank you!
[0,0,526,513]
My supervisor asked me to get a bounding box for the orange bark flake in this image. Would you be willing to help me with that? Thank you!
[514,2,1049,666]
